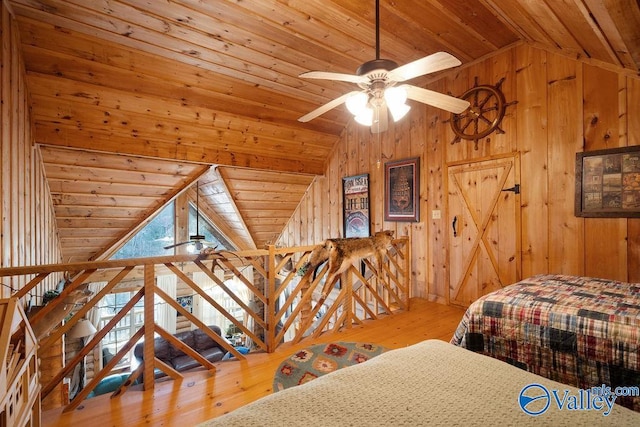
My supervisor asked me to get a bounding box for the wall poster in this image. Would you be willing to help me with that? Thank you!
[385,157,420,222]
[342,173,370,237]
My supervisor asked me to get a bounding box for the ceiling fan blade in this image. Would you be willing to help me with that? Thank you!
[299,71,366,84]
[298,91,362,122]
[404,85,470,114]
[163,241,191,250]
[389,52,462,82]
[371,103,388,134]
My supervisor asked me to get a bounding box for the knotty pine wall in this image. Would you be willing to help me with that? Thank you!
[277,43,640,304]
[1,1,62,298]
[2,3,64,409]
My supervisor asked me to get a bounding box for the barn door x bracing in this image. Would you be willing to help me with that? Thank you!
[447,155,521,307]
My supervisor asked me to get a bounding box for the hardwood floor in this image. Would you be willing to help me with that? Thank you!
[42,299,466,427]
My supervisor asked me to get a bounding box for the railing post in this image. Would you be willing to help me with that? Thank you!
[266,245,276,352]
[404,236,411,309]
[342,271,352,328]
[142,264,155,391]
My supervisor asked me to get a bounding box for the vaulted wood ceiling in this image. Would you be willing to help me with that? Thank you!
[7,0,640,262]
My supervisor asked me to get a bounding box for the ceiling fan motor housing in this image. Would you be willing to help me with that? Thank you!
[190,234,206,241]
[356,58,398,76]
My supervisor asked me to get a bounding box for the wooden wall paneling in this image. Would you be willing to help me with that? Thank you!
[378,127,393,233]
[297,188,307,246]
[630,77,640,148]
[426,79,450,303]
[628,77,640,281]
[10,11,20,276]
[18,58,26,281]
[1,4,8,293]
[546,52,585,276]
[298,182,309,246]
[369,128,384,233]
[311,176,324,244]
[409,104,427,298]
[304,189,312,246]
[516,44,549,278]
[298,180,307,246]
[491,48,521,285]
[582,64,627,281]
[344,125,357,179]
[394,110,412,161]
[491,48,517,155]
[0,2,62,299]
[328,143,341,240]
[357,127,370,176]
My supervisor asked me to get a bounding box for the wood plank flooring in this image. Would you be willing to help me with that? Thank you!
[42,299,466,427]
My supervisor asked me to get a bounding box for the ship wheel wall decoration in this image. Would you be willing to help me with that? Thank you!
[449,77,516,149]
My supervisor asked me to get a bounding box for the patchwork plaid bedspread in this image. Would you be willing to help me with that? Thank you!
[451,274,640,411]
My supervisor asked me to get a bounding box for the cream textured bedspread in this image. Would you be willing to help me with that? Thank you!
[199,340,640,426]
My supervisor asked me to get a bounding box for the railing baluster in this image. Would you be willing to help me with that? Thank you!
[0,237,411,408]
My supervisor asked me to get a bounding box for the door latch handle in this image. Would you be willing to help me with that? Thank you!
[452,216,458,237]
[501,184,520,194]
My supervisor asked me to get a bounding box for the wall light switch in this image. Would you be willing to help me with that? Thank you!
[432,210,441,219]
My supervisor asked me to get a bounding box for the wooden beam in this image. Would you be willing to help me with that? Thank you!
[34,121,326,175]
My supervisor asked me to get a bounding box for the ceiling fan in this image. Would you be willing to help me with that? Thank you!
[164,182,217,252]
[297,0,470,133]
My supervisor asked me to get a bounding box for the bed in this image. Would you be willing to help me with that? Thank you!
[198,339,640,426]
[451,274,640,412]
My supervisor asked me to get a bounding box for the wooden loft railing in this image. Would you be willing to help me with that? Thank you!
[0,237,410,413]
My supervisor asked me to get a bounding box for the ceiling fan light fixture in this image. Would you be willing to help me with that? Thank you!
[346,92,369,116]
[389,102,411,122]
[297,0,468,128]
[385,86,410,122]
[354,107,374,126]
[384,86,407,106]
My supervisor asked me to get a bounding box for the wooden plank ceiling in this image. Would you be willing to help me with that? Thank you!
[8,0,640,262]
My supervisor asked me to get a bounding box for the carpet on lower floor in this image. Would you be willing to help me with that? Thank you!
[272,341,387,392]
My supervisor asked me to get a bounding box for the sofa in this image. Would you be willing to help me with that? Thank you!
[87,373,134,398]
[133,325,226,376]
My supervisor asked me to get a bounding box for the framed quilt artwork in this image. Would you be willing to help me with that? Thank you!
[575,146,640,218]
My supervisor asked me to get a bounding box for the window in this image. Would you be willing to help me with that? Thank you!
[111,202,175,259]
[98,198,234,371]
[188,204,235,251]
[99,292,144,369]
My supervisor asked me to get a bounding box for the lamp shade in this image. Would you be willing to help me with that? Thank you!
[354,107,374,126]
[384,86,407,106]
[385,86,411,122]
[388,103,411,122]
[346,92,369,116]
[67,319,97,339]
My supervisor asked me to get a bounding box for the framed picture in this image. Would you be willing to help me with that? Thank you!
[342,173,370,237]
[575,145,640,217]
[176,295,193,315]
[385,157,420,222]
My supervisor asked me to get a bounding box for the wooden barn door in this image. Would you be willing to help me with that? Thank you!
[447,155,521,307]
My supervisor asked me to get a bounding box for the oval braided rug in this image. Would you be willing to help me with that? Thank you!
[273,342,387,392]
